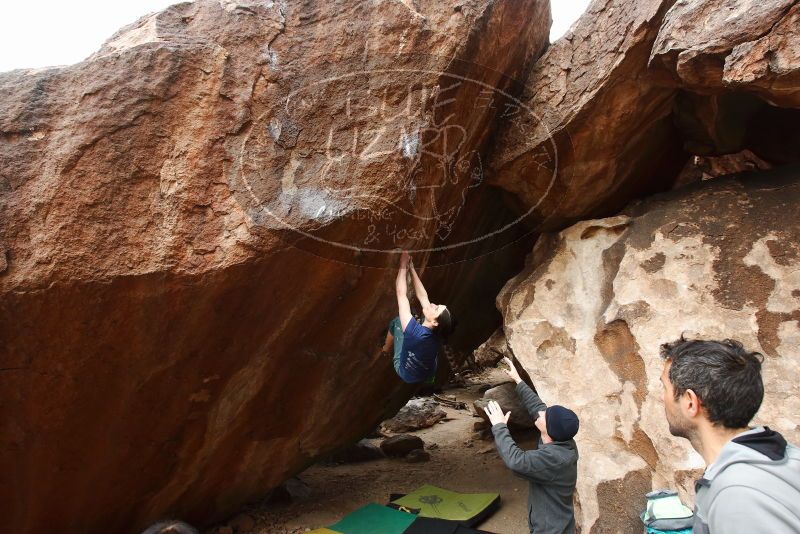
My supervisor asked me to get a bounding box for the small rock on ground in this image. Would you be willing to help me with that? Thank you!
[264,477,312,504]
[329,439,385,463]
[473,383,535,429]
[380,434,425,457]
[472,329,508,368]
[473,420,490,431]
[406,448,431,463]
[382,398,447,433]
[228,513,255,532]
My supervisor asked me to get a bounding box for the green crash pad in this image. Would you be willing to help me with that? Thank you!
[329,503,416,534]
[390,485,500,525]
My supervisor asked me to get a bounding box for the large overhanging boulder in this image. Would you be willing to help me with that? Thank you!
[650,0,800,107]
[0,0,551,531]
[497,168,800,532]
[488,0,800,232]
[651,0,800,165]
[487,0,687,231]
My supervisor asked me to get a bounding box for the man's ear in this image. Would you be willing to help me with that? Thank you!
[683,389,701,418]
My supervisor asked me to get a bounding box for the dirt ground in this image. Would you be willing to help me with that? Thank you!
[206,368,538,534]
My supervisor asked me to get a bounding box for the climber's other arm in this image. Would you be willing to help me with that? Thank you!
[396,251,413,330]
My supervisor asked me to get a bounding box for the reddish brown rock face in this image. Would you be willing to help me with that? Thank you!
[651,0,800,107]
[488,0,688,230]
[0,1,551,531]
[488,0,800,232]
[647,0,800,169]
[723,3,800,106]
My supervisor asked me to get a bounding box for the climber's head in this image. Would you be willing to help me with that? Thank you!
[423,302,456,342]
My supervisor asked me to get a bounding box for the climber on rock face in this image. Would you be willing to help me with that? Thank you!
[485,357,579,534]
[381,251,455,384]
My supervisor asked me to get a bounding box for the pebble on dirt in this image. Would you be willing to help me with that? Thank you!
[406,448,432,463]
[329,439,385,463]
[473,383,535,429]
[381,398,447,433]
[380,434,425,457]
[227,513,255,533]
[473,420,490,431]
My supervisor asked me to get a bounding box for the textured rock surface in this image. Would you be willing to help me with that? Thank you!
[651,0,800,165]
[381,398,447,433]
[497,169,800,532]
[471,327,509,367]
[405,448,431,463]
[488,0,687,230]
[673,150,772,189]
[474,382,536,429]
[380,434,425,457]
[0,0,551,531]
[651,0,800,107]
[489,0,800,232]
[328,439,385,464]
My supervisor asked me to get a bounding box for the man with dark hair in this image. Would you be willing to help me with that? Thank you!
[659,337,800,533]
[485,357,579,534]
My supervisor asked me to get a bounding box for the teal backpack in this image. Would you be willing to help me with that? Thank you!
[640,489,694,533]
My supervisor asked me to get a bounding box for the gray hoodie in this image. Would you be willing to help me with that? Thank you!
[491,382,578,534]
[693,426,800,533]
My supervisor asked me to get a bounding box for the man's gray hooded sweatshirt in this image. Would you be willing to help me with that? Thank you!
[694,426,800,533]
[491,382,578,534]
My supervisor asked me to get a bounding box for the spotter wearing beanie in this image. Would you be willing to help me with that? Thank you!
[545,405,579,442]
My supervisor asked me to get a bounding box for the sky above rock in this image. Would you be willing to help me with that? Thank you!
[0,0,590,73]
[551,0,592,41]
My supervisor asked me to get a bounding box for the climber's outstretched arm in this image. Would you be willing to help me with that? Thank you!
[409,261,431,309]
[396,251,413,330]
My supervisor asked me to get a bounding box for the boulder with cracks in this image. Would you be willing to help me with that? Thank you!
[650,0,800,107]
